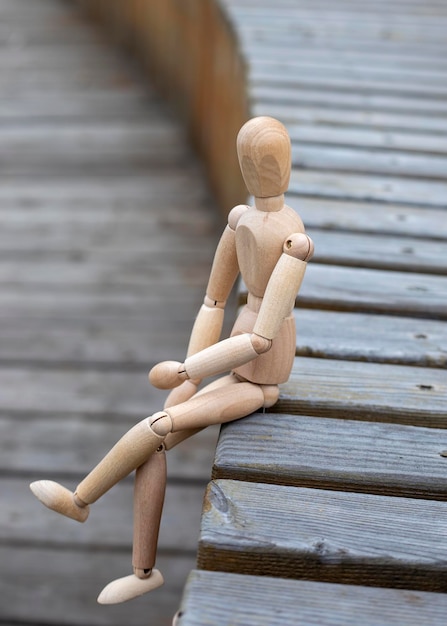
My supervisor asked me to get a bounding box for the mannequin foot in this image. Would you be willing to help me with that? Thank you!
[30,480,89,522]
[97,569,164,605]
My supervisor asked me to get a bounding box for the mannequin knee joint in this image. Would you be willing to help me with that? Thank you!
[261,384,279,408]
[149,411,173,436]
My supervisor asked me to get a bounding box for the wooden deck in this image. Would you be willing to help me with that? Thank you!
[0,1,224,624]
[3,0,447,624]
[177,0,447,624]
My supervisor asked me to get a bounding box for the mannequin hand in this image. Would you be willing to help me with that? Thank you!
[148,361,188,390]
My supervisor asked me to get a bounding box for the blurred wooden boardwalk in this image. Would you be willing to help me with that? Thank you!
[0,1,222,624]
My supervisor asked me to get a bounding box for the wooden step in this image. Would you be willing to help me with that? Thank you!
[177,569,447,626]
[198,479,447,592]
[213,412,447,499]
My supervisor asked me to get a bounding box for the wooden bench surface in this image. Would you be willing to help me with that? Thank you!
[178,0,447,623]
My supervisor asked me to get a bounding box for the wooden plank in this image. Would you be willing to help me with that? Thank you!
[0,546,190,626]
[276,357,447,427]
[253,100,447,135]
[0,173,215,214]
[178,570,447,626]
[250,68,447,100]
[213,412,447,498]
[0,286,207,322]
[289,123,447,154]
[250,56,447,88]
[298,264,447,318]
[0,122,193,174]
[0,316,195,366]
[198,479,447,592]
[309,229,447,275]
[295,309,447,368]
[241,31,447,60]
[241,264,447,319]
[0,88,156,121]
[244,44,447,72]
[234,20,447,47]
[253,83,447,116]
[294,197,447,240]
[288,169,447,208]
[0,249,214,288]
[0,410,219,481]
[291,144,447,181]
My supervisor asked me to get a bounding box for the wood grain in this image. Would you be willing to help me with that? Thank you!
[294,197,447,240]
[277,357,447,427]
[177,570,447,626]
[213,412,447,498]
[295,309,447,368]
[198,479,447,591]
[240,264,447,319]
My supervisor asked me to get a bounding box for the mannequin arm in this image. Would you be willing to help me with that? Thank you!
[151,232,313,390]
[158,208,244,404]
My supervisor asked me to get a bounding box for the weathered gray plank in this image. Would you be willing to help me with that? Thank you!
[253,100,447,135]
[251,61,447,94]
[241,264,447,319]
[0,250,214,288]
[277,357,447,427]
[0,122,192,174]
[198,480,447,591]
[245,43,447,72]
[309,229,447,274]
[0,545,189,626]
[295,197,447,240]
[289,123,447,154]
[253,83,447,116]
[234,18,447,47]
[0,410,219,481]
[0,88,155,121]
[0,286,207,323]
[178,570,447,626]
[0,316,194,366]
[288,169,447,208]
[0,173,215,216]
[295,309,447,368]
[291,144,447,180]
[298,264,447,319]
[213,412,447,498]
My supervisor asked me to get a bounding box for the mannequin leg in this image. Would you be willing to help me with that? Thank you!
[30,416,167,522]
[30,376,277,523]
[97,447,167,604]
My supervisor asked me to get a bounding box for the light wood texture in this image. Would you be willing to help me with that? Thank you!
[198,479,447,592]
[132,450,166,572]
[236,116,291,196]
[177,570,447,626]
[97,570,164,605]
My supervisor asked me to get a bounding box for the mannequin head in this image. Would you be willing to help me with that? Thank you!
[237,116,291,199]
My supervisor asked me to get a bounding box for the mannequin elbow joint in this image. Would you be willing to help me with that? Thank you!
[251,334,272,355]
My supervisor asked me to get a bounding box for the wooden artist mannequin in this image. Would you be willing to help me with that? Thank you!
[30,116,314,604]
